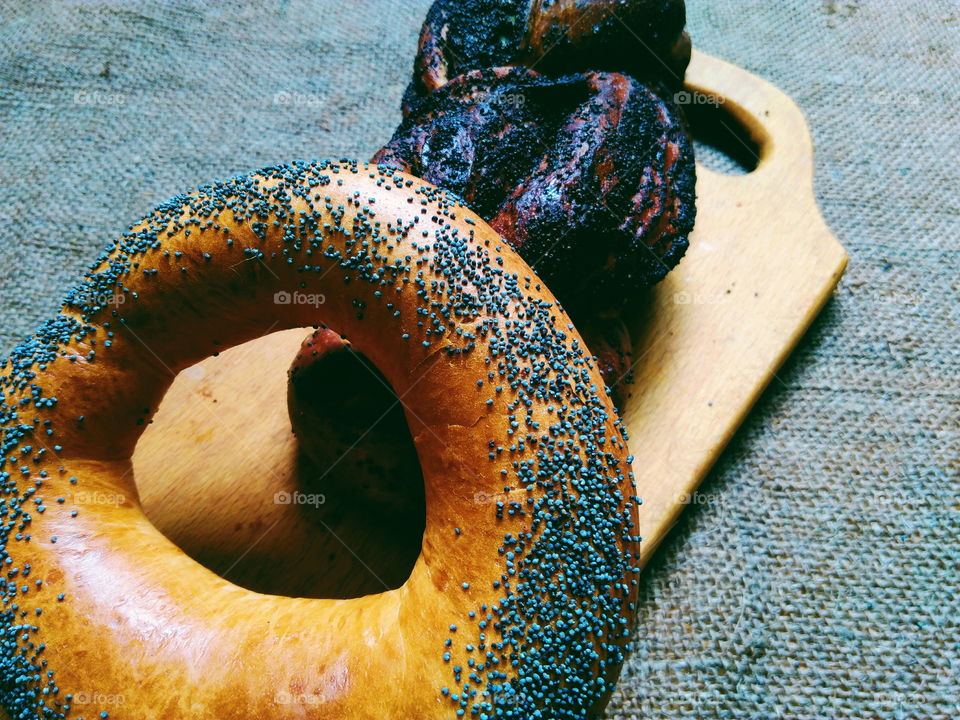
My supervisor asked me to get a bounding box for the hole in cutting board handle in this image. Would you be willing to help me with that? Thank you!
[677,86,762,175]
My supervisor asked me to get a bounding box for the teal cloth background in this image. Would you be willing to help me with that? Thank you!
[1,1,957,718]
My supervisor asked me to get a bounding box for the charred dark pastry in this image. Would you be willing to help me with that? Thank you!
[387,0,697,394]
[404,0,530,111]
[522,0,691,92]
[404,0,690,114]
[378,66,697,315]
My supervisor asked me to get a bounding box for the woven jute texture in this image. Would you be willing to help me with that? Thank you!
[1,1,957,718]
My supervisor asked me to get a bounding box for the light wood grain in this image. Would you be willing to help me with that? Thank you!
[622,51,848,561]
[130,50,848,596]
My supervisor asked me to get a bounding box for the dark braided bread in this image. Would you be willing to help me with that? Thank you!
[403,0,691,115]
[377,66,696,313]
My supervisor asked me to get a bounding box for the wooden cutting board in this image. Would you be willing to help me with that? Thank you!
[130,50,848,598]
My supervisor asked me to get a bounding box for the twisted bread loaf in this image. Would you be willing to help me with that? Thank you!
[405,0,691,114]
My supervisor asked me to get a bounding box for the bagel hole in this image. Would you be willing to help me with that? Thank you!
[133,329,425,600]
[287,340,426,597]
[680,88,761,174]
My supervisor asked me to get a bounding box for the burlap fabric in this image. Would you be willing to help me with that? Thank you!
[0,1,957,718]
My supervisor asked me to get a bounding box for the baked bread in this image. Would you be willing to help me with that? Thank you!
[0,161,640,719]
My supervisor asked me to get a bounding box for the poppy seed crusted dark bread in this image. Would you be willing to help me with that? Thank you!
[404,0,691,115]
[377,66,697,314]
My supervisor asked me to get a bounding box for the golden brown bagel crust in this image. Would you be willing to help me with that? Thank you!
[0,160,639,719]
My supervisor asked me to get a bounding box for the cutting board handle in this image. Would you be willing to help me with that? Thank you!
[684,50,815,188]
